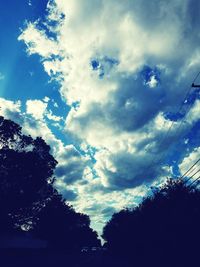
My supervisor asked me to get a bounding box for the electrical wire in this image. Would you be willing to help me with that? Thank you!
[148,80,198,173]
[136,71,200,184]
[185,168,200,183]
[180,158,200,182]
[188,174,200,188]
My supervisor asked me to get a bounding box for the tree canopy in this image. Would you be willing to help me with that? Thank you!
[32,193,100,249]
[103,179,200,266]
[0,116,57,233]
[0,116,100,249]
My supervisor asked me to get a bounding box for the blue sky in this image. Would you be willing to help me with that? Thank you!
[0,0,48,99]
[0,0,70,144]
[0,0,200,234]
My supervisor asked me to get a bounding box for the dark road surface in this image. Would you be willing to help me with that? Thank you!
[0,249,131,267]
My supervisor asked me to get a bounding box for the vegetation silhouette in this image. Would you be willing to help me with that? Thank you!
[32,192,100,249]
[0,116,100,252]
[0,116,57,236]
[103,178,200,266]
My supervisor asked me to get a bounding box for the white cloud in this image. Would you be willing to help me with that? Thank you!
[55,144,89,184]
[26,99,47,120]
[18,0,200,233]
[0,98,22,120]
[26,99,63,122]
[0,98,62,153]
[43,96,50,103]
[146,75,158,88]
[179,147,200,179]
[0,98,86,185]
[18,22,60,58]
[185,100,200,124]
[46,109,62,122]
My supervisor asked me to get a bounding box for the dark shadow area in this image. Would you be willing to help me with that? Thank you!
[0,248,133,267]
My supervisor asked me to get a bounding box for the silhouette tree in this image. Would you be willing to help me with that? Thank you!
[0,116,100,251]
[103,179,200,267]
[32,193,101,249]
[0,116,57,234]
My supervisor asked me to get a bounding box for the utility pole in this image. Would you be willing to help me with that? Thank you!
[191,83,200,88]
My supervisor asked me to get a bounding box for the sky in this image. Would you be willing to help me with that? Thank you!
[0,0,200,234]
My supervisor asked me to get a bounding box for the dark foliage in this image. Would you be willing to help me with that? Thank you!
[103,179,200,266]
[32,193,100,249]
[0,116,57,233]
[0,116,100,250]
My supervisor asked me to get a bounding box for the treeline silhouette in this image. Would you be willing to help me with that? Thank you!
[103,179,200,267]
[0,115,200,267]
[0,116,100,251]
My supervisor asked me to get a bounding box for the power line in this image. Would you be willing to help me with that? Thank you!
[173,71,200,184]
[186,163,200,178]
[137,71,200,184]
[155,71,200,182]
[173,86,200,142]
[185,168,200,183]
[156,83,194,153]
[180,158,200,182]
[149,78,198,172]
[188,174,200,188]
[191,70,200,85]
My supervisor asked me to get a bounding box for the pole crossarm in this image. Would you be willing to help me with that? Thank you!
[191,83,200,88]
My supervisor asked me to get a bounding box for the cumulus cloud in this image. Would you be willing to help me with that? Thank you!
[18,0,200,232]
[0,98,22,123]
[46,110,62,122]
[26,99,48,120]
[26,98,63,124]
[0,97,86,189]
[55,145,89,184]
[0,98,60,151]
[179,147,200,179]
